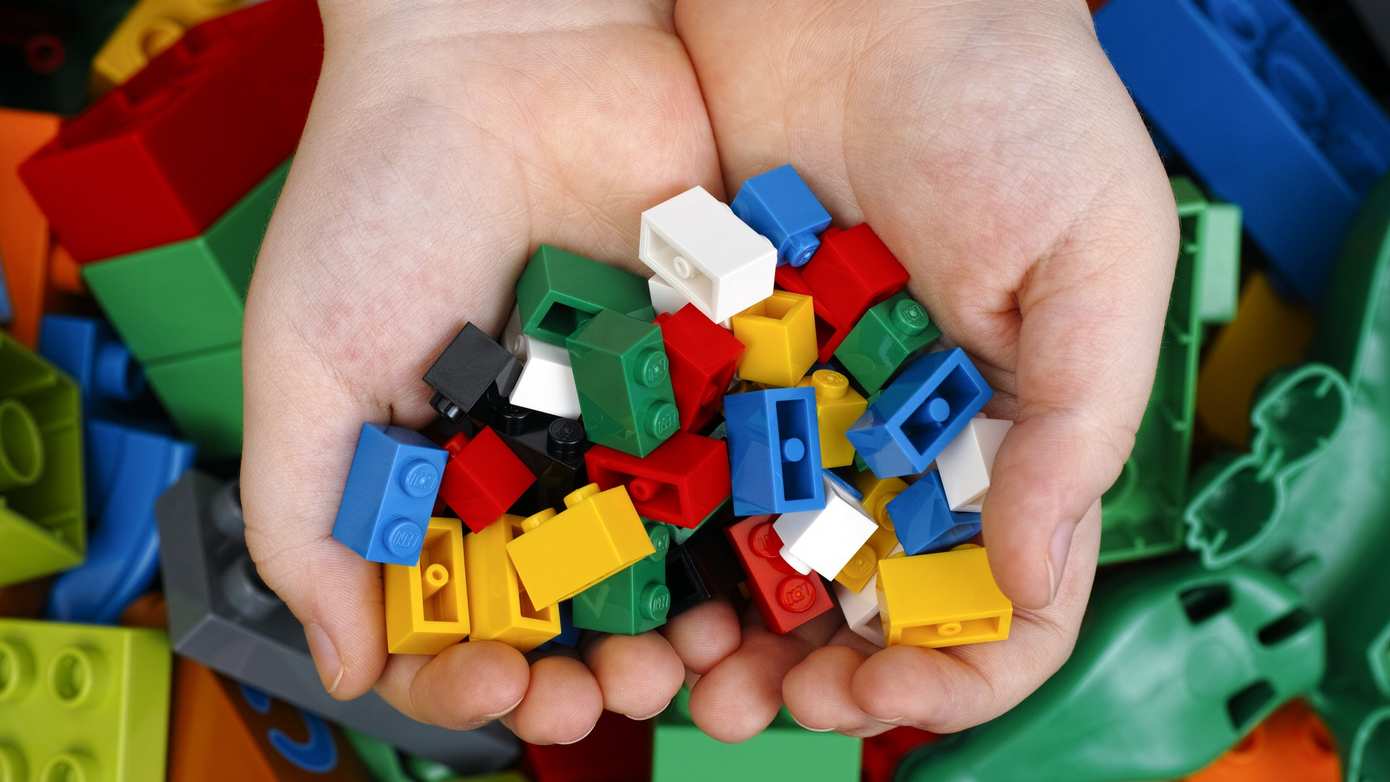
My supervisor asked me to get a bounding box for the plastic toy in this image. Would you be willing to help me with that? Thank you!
[773,473,878,579]
[723,386,826,515]
[726,514,833,634]
[463,513,562,651]
[0,107,61,347]
[331,423,448,566]
[385,517,469,655]
[834,291,939,394]
[424,322,519,421]
[438,426,534,533]
[885,470,982,555]
[91,0,246,95]
[729,290,818,386]
[729,164,831,268]
[934,417,1011,512]
[876,544,1010,648]
[515,244,655,346]
[655,304,745,432]
[797,223,910,359]
[566,309,679,457]
[504,309,581,419]
[573,522,671,635]
[800,369,867,468]
[584,431,730,528]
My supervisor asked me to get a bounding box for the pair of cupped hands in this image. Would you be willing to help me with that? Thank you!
[240,0,1176,745]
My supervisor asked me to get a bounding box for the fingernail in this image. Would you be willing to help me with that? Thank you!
[305,623,344,695]
[789,715,835,733]
[1047,523,1075,604]
[625,700,674,721]
[556,723,599,745]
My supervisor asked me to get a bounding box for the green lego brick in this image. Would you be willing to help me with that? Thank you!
[0,333,83,587]
[574,523,671,634]
[1098,177,1239,565]
[668,501,727,546]
[566,309,678,457]
[145,344,243,459]
[83,160,289,364]
[0,619,171,781]
[1196,202,1241,324]
[833,292,939,394]
[343,728,478,782]
[516,245,656,346]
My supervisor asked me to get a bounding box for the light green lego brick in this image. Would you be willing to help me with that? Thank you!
[1197,202,1241,324]
[145,344,243,459]
[0,620,171,782]
[83,160,289,364]
[0,333,83,586]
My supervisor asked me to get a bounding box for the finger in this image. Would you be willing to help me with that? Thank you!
[662,599,742,674]
[583,632,685,719]
[685,612,820,742]
[499,656,605,745]
[375,641,530,730]
[783,644,893,737]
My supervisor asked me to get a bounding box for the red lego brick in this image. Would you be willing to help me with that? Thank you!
[18,0,322,262]
[585,431,731,528]
[438,426,535,533]
[862,727,940,782]
[774,264,843,363]
[726,514,832,634]
[523,711,652,782]
[655,304,744,432]
[796,224,910,361]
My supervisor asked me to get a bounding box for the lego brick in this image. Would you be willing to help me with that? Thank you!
[81,159,288,364]
[0,619,170,781]
[331,423,448,566]
[343,728,476,782]
[573,523,671,635]
[46,244,83,295]
[170,658,372,781]
[1180,700,1339,782]
[584,432,730,528]
[37,315,148,421]
[118,591,166,628]
[424,323,519,421]
[798,223,910,358]
[155,471,521,770]
[835,559,894,648]
[502,309,580,418]
[523,711,653,782]
[773,474,877,579]
[725,514,832,634]
[729,290,817,386]
[439,427,535,533]
[18,0,321,262]
[0,1,133,114]
[46,420,195,624]
[799,368,867,468]
[1093,0,1390,301]
[0,332,84,586]
[142,343,244,458]
[385,518,469,655]
[834,474,903,592]
[481,410,591,515]
[566,309,678,457]
[729,164,831,268]
[665,506,742,617]
[834,291,940,394]
[647,274,687,317]
[506,483,655,609]
[92,0,245,95]
[847,348,992,478]
[877,545,1010,648]
[0,579,50,618]
[639,185,778,324]
[655,304,744,432]
[885,471,981,555]
[934,417,1011,512]
[723,386,825,515]
[862,728,939,782]
[515,244,655,346]
[464,514,561,652]
[0,107,60,347]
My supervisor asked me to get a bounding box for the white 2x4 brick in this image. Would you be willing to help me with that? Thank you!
[935,417,1013,513]
[774,475,878,579]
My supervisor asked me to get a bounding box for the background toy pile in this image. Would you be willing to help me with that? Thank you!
[0,0,1387,780]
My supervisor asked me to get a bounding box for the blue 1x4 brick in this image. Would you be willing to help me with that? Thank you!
[724,387,826,515]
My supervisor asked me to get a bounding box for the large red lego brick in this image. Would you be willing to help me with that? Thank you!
[585,431,731,528]
[523,711,653,782]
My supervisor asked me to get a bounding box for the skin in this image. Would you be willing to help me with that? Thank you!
[242,0,1176,746]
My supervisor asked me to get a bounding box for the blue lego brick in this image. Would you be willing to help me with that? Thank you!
[1094,0,1390,301]
[538,601,579,652]
[885,471,982,555]
[47,420,195,623]
[0,260,10,324]
[38,314,149,418]
[731,164,831,267]
[331,423,447,565]
[824,469,862,502]
[724,387,826,515]
[846,348,992,478]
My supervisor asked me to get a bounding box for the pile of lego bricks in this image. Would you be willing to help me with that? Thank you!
[3,0,1390,781]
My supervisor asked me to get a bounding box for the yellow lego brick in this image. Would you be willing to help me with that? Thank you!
[877,544,1011,648]
[799,369,867,467]
[506,484,655,609]
[1196,272,1314,448]
[464,514,561,652]
[835,475,904,592]
[385,518,469,655]
[730,290,817,386]
[91,0,244,95]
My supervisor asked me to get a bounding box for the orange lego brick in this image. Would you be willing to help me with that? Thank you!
[0,108,61,346]
[1182,700,1339,782]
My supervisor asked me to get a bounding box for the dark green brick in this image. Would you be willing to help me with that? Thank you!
[516,245,655,346]
[834,291,940,394]
[573,523,671,635]
[567,309,677,457]
[144,345,243,460]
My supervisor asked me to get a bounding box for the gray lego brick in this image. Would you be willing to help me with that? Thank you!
[155,471,520,772]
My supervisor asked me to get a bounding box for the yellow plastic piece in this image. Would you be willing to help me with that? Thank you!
[506,484,655,609]
[1196,273,1314,447]
[800,369,867,467]
[730,290,817,386]
[464,514,561,652]
[384,518,469,655]
[877,544,1011,648]
[835,474,905,591]
[91,0,243,95]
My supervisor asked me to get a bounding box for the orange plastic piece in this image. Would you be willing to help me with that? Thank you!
[0,578,50,618]
[119,592,168,629]
[47,245,86,295]
[0,109,61,346]
[1182,700,1339,782]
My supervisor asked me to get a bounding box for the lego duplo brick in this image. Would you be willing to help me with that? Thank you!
[0,0,134,114]
[523,711,653,782]
[0,618,171,781]
[583,431,730,528]
[834,291,940,394]
[0,332,84,586]
[155,470,522,770]
[515,244,655,346]
[0,107,60,347]
[91,0,247,95]
[1093,0,1390,301]
[37,314,150,422]
[1179,700,1340,782]
[566,308,679,457]
[18,0,321,262]
[141,343,245,458]
[730,164,831,268]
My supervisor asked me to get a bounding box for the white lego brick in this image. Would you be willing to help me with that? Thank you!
[836,572,888,648]
[640,186,777,324]
[935,417,1013,512]
[649,275,689,316]
[774,475,878,579]
[503,309,581,419]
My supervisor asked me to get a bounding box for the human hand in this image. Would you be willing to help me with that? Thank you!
[241,0,720,744]
[662,0,1178,739]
